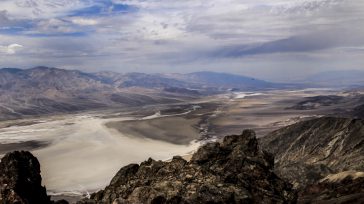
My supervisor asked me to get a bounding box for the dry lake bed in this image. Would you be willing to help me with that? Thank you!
[0,88,345,198]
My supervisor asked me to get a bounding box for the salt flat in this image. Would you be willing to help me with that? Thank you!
[0,114,200,195]
[0,88,351,197]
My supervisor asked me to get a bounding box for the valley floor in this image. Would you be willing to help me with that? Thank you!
[0,88,358,201]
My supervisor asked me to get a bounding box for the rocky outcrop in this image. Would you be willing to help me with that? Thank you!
[353,104,364,119]
[79,130,297,204]
[261,117,364,203]
[0,151,67,204]
[0,151,51,204]
[261,117,364,188]
[299,172,364,204]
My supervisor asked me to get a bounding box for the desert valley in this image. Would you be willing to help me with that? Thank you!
[1,1,364,203]
[0,67,364,203]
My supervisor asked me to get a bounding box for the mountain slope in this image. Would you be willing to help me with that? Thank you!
[182,71,277,90]
[260,117,364,203]
[261,117,364,187]
[0,67,193,120]
[0,67,290,120]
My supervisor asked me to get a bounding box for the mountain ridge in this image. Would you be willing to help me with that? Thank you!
[260,116,364,203]
[0,66,293,120]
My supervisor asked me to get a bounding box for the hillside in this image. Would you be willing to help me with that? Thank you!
[260,117,364,203]
[0,67,290,120]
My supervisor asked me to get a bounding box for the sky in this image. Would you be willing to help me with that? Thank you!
[0,0,363,81]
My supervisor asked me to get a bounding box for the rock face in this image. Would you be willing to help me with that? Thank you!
[299,173,364,204]
[0,151,68,204]
[261,117,364,188]
[260,117,364,203]
[79,130,297,204]
[0,151,51,204]
[353,104,364,119]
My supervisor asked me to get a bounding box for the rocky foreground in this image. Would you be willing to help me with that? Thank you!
[261,117,364,203]
[1,130,297,204]
[78,130,296,203]
[0,151,67,204]
[1,117,364,203]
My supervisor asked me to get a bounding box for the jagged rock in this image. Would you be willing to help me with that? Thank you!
[0,151,68,204]
[261,117,364,189]
[78,130,297,204]
[299,173,364,204]
[261,117,364,203]
[0,151,51,204]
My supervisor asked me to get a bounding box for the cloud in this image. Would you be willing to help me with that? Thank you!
[0,43,23,54]
[212,25,364,57]
[0,0,363,81]
[71,18,98,26]
[0,0,90,19]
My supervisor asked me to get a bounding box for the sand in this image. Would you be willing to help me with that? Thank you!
[106,116,200,145]
[209,89,341,137]
[0,114,200,195]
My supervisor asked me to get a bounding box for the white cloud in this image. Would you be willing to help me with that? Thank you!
[0,0,90,19]
[0,0,363,80]
[71,18,98,26]
[0,43,23,54]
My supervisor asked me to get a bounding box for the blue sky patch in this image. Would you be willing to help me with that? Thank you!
[69,2,136,17]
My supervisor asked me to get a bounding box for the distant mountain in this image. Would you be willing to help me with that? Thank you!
[95,72,191,89]
[0,67,291,120]
[186,71,272,87]
[0,67,290,92]
[0,67,188,120]
[305,70,364,87]
[94,71,289,91]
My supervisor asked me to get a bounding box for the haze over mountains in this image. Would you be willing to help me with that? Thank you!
[2,66,364,121]
[304,70,364,88]
[0,66,289,120]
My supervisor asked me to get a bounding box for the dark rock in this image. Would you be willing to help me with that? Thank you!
[261,117,364,189]
[79,130,297,204]
[0,151,51,204]
[353,104,364,119]
[54,199,70,204]
[0,151,69,204]
[298,174,364,204]
[261,117,364,203]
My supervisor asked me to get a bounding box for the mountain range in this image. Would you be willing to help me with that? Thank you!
[1,67,364,121]
[0,66,290,120]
